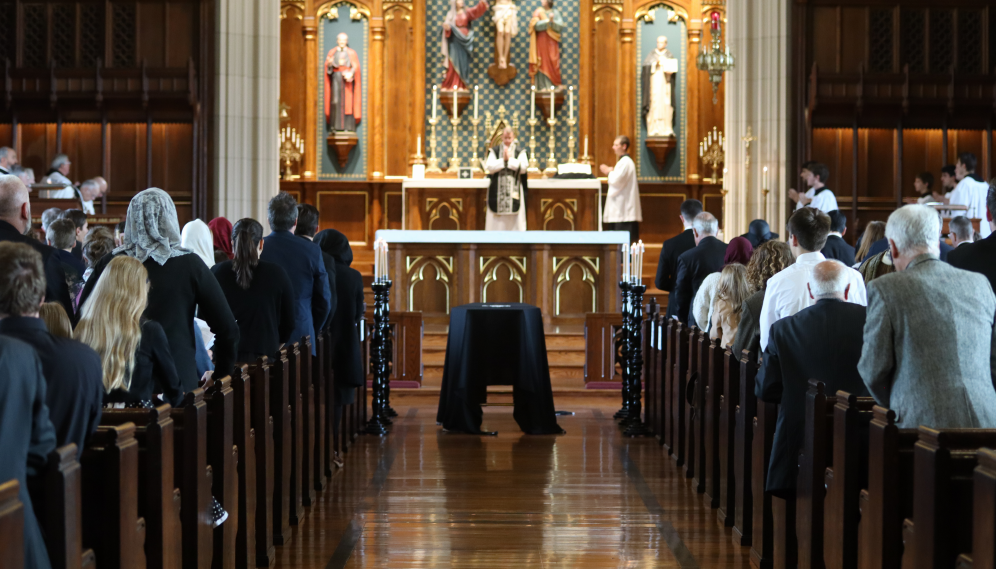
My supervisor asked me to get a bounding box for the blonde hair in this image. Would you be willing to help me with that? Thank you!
[76,256,148,393]
[39,302,73,338]
[715,263,751,330]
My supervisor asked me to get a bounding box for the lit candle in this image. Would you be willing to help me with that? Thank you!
[549,87,555,120]
[432,85,438,119]
[474,85,479,119]
[584,135,589,157]
[452,89,458,118]
[568,86,574,120]
[763,166,769,190]
[530,85,536,120]
[699,142,704,158]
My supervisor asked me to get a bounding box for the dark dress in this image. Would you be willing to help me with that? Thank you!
[0,220,74,321]
[212,259,297,362]
[79,252,240,391]
[0,317,103,454]
[104,320,184,408]
[319,250,338,330]
[314,230,365,405]
[0,336,57,569]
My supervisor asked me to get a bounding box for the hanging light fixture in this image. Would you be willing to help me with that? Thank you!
[696,11,735,104]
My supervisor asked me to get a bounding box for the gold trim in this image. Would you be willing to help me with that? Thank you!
[315,190,370,245]
[317,0,371,21]
[482,259,524,303]
[635,4,687,24]
[541,198,577,231]
[280,4,304,19]
[435,256,454,273]
[408,258,451,315]
[383,190,402,227]
[406,256,422,272]
[553,257,598,315]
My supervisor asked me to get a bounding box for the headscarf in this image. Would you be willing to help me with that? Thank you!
[208,217,234,259]
[181,219,215,268]
[742,219,778,249]
[113,188,191,265]
[314,229,353,266]
[724,236,754,265]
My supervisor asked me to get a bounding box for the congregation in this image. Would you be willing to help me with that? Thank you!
[0,170,366,569]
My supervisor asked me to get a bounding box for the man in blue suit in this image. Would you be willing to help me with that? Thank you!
[260,192,331,356]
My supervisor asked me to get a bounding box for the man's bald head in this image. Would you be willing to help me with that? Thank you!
[808,260,850,300]
[0,175,30,234]
[93,176,108,196]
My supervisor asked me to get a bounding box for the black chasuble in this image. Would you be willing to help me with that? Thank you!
[487,143,529,214]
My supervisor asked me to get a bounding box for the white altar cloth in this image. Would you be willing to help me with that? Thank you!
[375,229,629,245]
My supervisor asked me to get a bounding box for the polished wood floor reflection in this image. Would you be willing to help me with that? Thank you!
[273,397,752,568]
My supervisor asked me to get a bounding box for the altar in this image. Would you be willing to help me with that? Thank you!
[377,229,627,326]
[400,178,604,232]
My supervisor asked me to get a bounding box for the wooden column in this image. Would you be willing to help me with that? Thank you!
[619,0,636,147]
[411,0,426,173]
[369,3,386,180]
[687,18,702,183]
[303,7,318,180]
[579,0,593,160]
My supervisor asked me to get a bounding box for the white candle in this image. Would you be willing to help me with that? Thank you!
[374,240,379,281]
[416,135,421,155]
[568,86,574,120]
[432,86,438,119]
[474,85,479,119]
[622,244,629,281]
[530,85,536,120]
[584,135,589,157]
[452,89,458,118]
[763,166,769,190]
[549,88,555,120]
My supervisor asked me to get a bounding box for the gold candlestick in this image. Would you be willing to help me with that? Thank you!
[426,117,442,173]
[544,115,558,177]
[702,142,725,183]
[526,117,541,173]
[446,114,462,174]
[566,117,577,163]
[762,187,770,217]
[469,116,482,173]
[741,125,757,197]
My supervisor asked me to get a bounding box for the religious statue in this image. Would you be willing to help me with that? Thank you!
[641,36,678,138]
[528,0,563,89]
[492,0,517,70]
[324,33,362,132]
[441,0,490,90]
[484,127,529,231]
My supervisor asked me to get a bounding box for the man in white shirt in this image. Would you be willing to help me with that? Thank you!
[48,178,98,215]
[0,147,16,175]
[599,135,642,243]
[759,207,867,350]
[484,127,529,231]
[788,161,838,213]
[945,153,991,239]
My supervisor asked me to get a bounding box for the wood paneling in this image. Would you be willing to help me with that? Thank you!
[812,7,839,73]
[19,123,101,182]
[840,8,868,73]
[137,3,167,68]
[383,4,414,177]
[592,8,622,171]
[280,6,307,154]
[166,2,196,67]
[0,125,12,147]
[316,191,369,244]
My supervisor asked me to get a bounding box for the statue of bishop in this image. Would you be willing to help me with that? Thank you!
[324,33,362,132]
[641,36,677,137]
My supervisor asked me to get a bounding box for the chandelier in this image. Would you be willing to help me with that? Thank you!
[696,11,735,104]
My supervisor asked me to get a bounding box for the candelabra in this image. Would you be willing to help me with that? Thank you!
[622,282,652,437]
[426,117,442,173]
[696,11,736,104]
[446,114,462,174]
[544,115,558,177]
[613,280,633,421]
[698,128,725,183]
[279,127,304,180]
[469,116,483,174]
[566,116,577,163]
[365,280,392,435]
[526,117,541,173]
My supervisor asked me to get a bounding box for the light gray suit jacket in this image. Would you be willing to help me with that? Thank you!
[859,254,996,428]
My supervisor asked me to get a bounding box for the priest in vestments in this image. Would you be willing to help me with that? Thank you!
[528,0,563,89]
[324,33,362,132]
[485,128,529,232]
[440,0,490,91]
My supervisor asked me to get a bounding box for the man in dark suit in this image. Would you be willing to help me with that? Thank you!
[0,333,57,569]
[295,203,337,329]
[0,175,74,320]
[949,184,996,291]
[0,242,103,455]
[756,260,870,498]
[261,192,331,356]
[821,210,855,266]
[655,199,702,320]
[671,211,728,326]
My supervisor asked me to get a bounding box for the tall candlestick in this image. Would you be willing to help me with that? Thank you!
[452,89,458,118]
[473,85,479,119]
[763,166,769,191]
[549,88,555,120]
[623,243,629,281]
[569,86,574,120]
[432,86,438,120]
[530,85,536,120]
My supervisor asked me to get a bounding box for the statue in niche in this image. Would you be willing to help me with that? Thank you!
[641,35,677,137]
[440,0,490,90]
[528,0,563,89]
[324,32,362,132]
[492,0,518,70]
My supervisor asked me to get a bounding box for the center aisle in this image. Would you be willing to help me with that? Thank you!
[274,397,752,568]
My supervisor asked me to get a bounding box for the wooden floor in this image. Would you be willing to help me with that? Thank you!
[273,396,752,568]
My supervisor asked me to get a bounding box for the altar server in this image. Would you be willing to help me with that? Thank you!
[600,135,642,243]
[485,127,529,231]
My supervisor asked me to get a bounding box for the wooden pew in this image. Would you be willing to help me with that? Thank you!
[205,377,238,569]
[248,357,276,567]
[662,319,677,454]
[703,337,725,508]
[0,480,24,569]
[717,349,740,527]
[749,379,778,569]
[100,405,181,569]
[28,445,95,569]
[956,448,996,569]
[668,321,689,465]
[689,329,707,490]
[824,392,876,569]
[857,406,917,569]
[644,301,660,439]
[796,381,837,569]
[322,328,337,477]
[901,428,996,569]
[286,341,304,527]
[80,423,147,569]
[270,345,292,544]
[312,333,328,492]
[229,364,257,569]
[172,389,213,569]
[733,350,759,547]
[299,336,317,508]
[654,316,670,443]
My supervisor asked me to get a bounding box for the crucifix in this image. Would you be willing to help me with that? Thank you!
[738,125,757,211]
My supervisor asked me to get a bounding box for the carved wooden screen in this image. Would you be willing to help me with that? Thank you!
[869,9,894,73]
